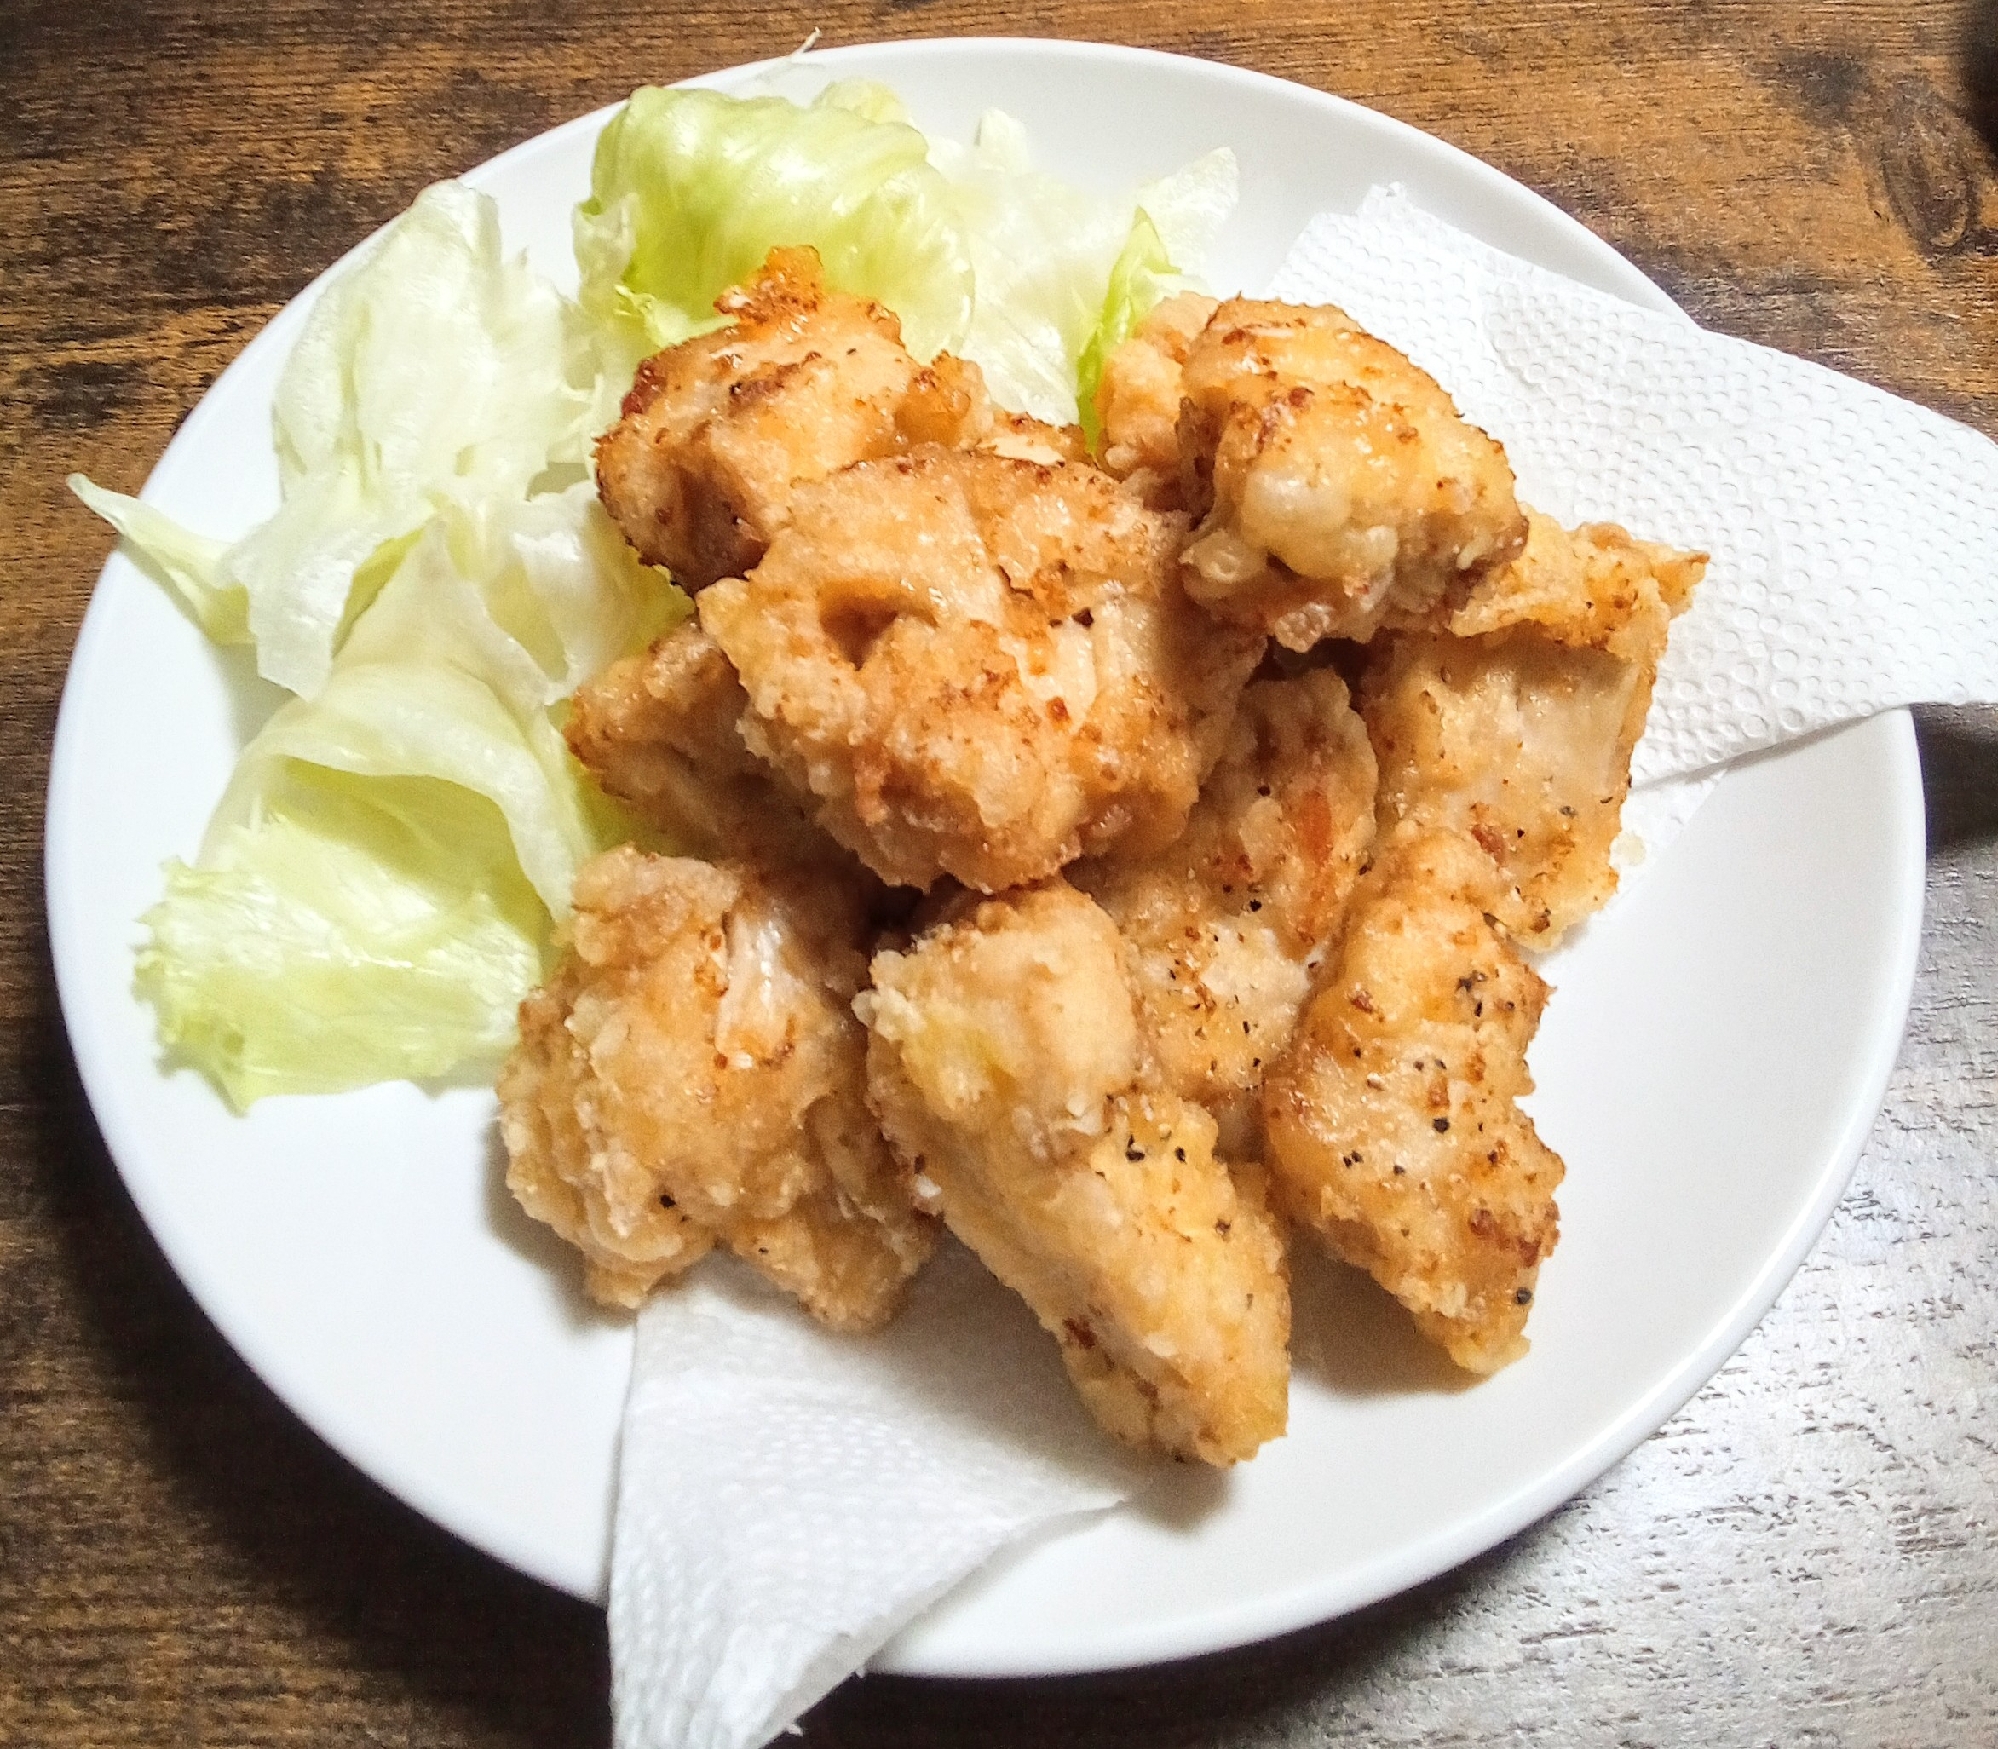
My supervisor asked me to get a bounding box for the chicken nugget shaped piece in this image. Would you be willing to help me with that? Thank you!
[1263,827,1563,1373]
[860,882,1290,1465]
[595,246,991,589]
[1171,297,1526,648]
[497,847,935,1328]
[1362,511,1707,945]
[1092,291,1219,508]
[700,448,1264,893]
[1448,509,1706,649]
[564,621,854,873]
[1074,668,1378,1163]
[502,980,714,1310]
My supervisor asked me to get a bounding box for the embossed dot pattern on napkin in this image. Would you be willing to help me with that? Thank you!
[611,1246,1125,1749]
[1271,187,1998,788]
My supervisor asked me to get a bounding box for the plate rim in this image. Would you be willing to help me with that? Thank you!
[44,35,1929,1680]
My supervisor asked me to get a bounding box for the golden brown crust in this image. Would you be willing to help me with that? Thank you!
[1448,511,1708,654]
[860,882,1290,1465]
[699,447,1262,893]
[1263,827,1562,1373]
[563,620,865,877]
[1074,668,1378,1161]
[1092,291,1218,509]
[544,257,1709,1434]
[499,978,716,1311]
[1167,297,1527,648]
[594,247,993,589]
[1361,511,1707,944]
[496,847,934,1330]
[981,409,1093,466]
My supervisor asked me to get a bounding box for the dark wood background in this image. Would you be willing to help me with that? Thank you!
[5,2,1995,1743]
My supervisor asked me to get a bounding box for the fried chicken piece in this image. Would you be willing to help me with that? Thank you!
[1263,827,1563,1373]
[501,989,715,1309]
[1073,669,1377,1162]
[982,410,1092,466]
[860,882,1290,1465]
[1449,508,1705,645]
[564,620,848,872]
[595,247,991,589]
[497,847,934,1327]
[1162,297,1526,649]
[1361,511,1707,944]
[1092,290,1218,508]
[700,447,1264,893]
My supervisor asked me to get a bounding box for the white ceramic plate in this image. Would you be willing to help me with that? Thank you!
[46,39,1924,1679]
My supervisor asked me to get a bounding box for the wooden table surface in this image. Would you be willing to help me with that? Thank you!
[5,2,1996,1743]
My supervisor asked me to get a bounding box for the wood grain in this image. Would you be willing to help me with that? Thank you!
[4,2,1995,1743]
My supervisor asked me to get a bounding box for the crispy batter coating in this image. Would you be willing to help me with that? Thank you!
[497,847,934,1327]
[563,620,851,872]
[1361,512,1707,944]
[1093,291,1218,508]
[1074,669,1377,1161]
[1165,297,1526,649]
[1449,508,1705,646]
[501,984,715,1310]
[982,410,1093,466]
[1263,827,1563,1373]
[543,259,1703,1437]
[595,248,991,589]
[700,447,1263,893]
[860,883,1290,1465]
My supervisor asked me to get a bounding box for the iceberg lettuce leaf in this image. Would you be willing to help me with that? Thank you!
[138,773,548,1111]
[66,474,250,643]
[572,85,1237,427]
[211,483,682,919]
[574,84,977,366]
[932,116,1236,423]
[235,181,596,697]
[112,77,1242,1111]
[143,484,683,1103]
[75,182,600,703]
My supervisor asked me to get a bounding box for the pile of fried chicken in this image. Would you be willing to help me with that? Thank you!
[497,246,1705,1467]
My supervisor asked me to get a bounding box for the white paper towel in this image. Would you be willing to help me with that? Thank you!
[611,191,1998,1749]
[1270,187,1998,800]
[610,1244,1126,1749]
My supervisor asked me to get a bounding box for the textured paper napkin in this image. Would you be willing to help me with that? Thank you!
[610,190,1998,1749]
[1273,186,1998,863]
[610,1244,1126,1749]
